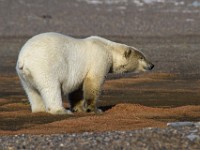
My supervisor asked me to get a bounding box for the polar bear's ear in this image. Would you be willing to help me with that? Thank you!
[124,48,132,58]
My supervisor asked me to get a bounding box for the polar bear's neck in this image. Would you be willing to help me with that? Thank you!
[87,36,126,53]
[87,36,127,73]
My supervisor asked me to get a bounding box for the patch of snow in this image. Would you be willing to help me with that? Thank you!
[104,0,127,5]
[134,0,144,6]
[186,18,194,22]
[79,0,127,5]
[167,122,195,127]
[142,0,165,4]
[84,0,103,4]
[78,0,199,11]
[192,1,200,7]
[117,6,127,10]
[174,1,184,6]
[78,0,168,5]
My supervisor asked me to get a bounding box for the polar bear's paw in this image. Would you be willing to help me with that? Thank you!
[48,107,73,115]
[91,108,103,114]
[72,105,86,113]
[86,106,103,114]
[95,108,103,114]
[31,105,46,113]
[72,100,87,113]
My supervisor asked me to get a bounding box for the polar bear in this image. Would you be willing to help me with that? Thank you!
[16,32,154,115]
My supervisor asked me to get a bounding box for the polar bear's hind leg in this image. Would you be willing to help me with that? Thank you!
[19,77,46,113]
[39,82,72,115]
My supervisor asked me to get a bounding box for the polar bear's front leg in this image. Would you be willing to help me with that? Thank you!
[83,77,103,114]
[68,87,86,112]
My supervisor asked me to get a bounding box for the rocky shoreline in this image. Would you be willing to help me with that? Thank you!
[1,122,200,150]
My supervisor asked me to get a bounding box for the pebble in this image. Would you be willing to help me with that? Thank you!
[195,122,200,127]
[187,134,200,141]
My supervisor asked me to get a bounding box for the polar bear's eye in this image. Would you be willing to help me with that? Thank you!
[140,57,144,60]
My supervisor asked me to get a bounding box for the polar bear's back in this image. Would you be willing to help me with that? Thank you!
[16,33,92,91]
[20,33,76,57]
[16,33,113,93]
[18,32,90,66]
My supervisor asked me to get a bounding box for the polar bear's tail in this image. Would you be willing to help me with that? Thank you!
[17,60,24,70]
[16,59,31,77]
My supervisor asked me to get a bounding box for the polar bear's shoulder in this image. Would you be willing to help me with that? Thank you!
[86,36,116,48]
[87,36,111,43]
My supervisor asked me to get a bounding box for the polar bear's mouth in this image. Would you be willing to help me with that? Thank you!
[138,59,154,72]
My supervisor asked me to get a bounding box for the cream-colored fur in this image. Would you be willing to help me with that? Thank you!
[16,32,154,114]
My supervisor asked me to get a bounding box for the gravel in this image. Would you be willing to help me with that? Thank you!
[1,123,200,150]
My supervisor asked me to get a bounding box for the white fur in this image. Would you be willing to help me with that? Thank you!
[137,59,148,72]
[16,33,152,114]
[16,32,129,114]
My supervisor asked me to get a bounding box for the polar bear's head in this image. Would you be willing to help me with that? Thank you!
[111,46,154,74]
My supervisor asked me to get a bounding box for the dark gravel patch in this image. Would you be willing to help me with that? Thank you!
[1,125,200,150]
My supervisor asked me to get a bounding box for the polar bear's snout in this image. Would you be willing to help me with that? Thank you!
[138,58,155,72]
[148,63,154,70]
[144,58,154,71]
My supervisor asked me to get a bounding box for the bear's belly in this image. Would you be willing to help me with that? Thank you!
[61,68,87,94]
[61,79,83,94]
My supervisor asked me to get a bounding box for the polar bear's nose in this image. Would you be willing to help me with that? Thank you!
[149,64,154,70]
